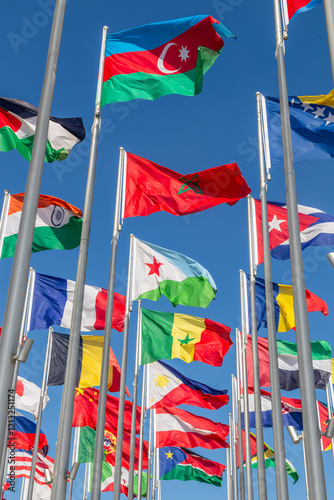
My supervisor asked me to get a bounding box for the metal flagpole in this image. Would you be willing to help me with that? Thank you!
[151,412,157,500]
[137,363,147,499]
[257,92,289,500]
[0,190,10,255]
[146,408,153,500]
[239,274,253,500]
[230,377,238,500]
[26,327,53,500]
[67,427,80,500]
[113,234,135,500]
[325,382,334,466]
[235,330,245,500]
[50,25,108,500]
[272,0,327,497]
[324,0,334,85]
[227,414,233,500]
[82,462,89,500]
[0,0,67,455]
[90,146,124,500]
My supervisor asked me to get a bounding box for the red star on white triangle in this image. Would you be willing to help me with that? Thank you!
[145,256,163,276]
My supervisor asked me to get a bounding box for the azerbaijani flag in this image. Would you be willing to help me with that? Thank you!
[0,97,85,162]
[102,15,236,105]
[141,308,232,366]
[281,0,321,25]
[132,237,217,308]
[0,193,83,259]
[122,152,251,218]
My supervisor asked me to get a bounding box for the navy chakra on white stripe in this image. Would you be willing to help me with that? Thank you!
[51,206,65,227]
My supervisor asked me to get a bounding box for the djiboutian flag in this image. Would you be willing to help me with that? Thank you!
[122,152,251,218]
[132,237,217,308]
[0,97,86,162]
[102,15,236,105]
[246,334,332,391]
[0,193,83,259]
[147,360,228,410]
[27,271,125,332]
[155,406,229,450]
[141,308,232,366]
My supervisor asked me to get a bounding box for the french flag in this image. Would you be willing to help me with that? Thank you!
[8,415,48,456]
[27,271,126,332]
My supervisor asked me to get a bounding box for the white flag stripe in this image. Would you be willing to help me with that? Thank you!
[147,361,181,408]
[155,411,215,436]
[62,280,100,331]
[5,205,74,238]
[15,376,49,419]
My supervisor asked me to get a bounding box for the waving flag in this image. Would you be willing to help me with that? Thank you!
[155,406,229,450]
[245,273,328,332]
[281,0,322,26]
[318,400,333,451]
[27,271,125,332]
[122,152,250,218]
[0,193,82,259]
[159,446,225,486]
[132,237,217,308]
[8,415,48,455]
[141,308,232,366]
[96,462,148,496]
[15,376,49,420]
[252,198,334,264]
[147,360,228,409]
[0,96,85,162]
[102,15,236,105]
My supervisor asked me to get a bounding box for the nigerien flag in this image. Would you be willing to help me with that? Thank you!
[102,15,236,104]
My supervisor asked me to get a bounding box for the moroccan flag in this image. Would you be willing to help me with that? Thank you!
[132,237,217,308]
[123,152,251,218]
[102,15,236,105]
[8,415,48,456]
[147,360,228,410]
[0,193,82,259]
[48,333,126,393]
[246,334,332,391]
[245,273,328,332]
[281,0,322,25]
[15,376,49,420]
[0,96,85,162]
[27,271,125,332]
[155,406,229,450]
[252,198,334,264]
[141,308,232,366]
[159,446,225,486]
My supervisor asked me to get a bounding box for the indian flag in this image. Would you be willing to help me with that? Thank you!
[132,237,217,308]
[0,96,86,162]
[0,192,82,259]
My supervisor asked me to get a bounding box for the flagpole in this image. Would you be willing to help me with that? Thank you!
[0,190,10,256]
[227,413,233,500]
[0,0,67,456]
[325,382,334,466]
[136,349,147,499]
[113,234,135,500]
[324,0,334,85]
[90,146,124,500]
[231,376,238,500]
[82,462,89,500]
[235,330,245,500]
[128,300,142,500]
[67,427,80,500]
[50,25,108,500]
[239,276,253,500]
[146,408,153,500]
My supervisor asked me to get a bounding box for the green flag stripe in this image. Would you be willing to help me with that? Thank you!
[161,463,222,486]
[141,308,174,364]
[277,339,331,360]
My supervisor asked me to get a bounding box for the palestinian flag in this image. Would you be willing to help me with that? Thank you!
[0,96,85,162]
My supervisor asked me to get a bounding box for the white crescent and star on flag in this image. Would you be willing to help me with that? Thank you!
[157,44,190,74]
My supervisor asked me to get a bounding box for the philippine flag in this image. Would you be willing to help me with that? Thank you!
[27,271,126,332]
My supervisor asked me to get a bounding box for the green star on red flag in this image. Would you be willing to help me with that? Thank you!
[178,174,202,195]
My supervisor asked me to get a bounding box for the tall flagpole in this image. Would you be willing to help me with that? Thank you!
[90,146,124,500]
[235,330,245,500]
[146,408,153,500]
[227,414,233,500]
[50,25,108,500]
[231,376,238,500]
[137,363,147,500]
[67,427,80,500]
[325,383,334,466]
[0,0,67,458]
[272,1,327,496]
[0,190,10,255]
[113,234,135,500]
[256,89,289,500]
[324,0,334,84]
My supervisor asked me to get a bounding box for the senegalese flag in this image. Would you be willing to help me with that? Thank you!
[141,308,232,366]
[132,237,217,308]
[102,15,236,105]
[0,193,82,259]
[0,97,85,162]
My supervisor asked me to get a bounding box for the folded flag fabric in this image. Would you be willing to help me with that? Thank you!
[141,308,232,366]
[155,406,229,450]
[242,388,303,430]
[246,334,331,391]
[132,237,217,308]
[0,96,85,162]
[281,0,322,25]
[47,332,125,392]
[252,198,334,264]
[15,376,49,420]
[245,273,328,332]
[261,90,334,168]
[102,15,236,105]
[27,271,125,332]
[8,415,48,455]
[97,461,148,496]
[147,360,228,409]
[159,446,225,486]
[122,152,251,218]
[0,193,83,259]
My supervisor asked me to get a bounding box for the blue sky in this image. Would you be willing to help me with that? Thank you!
[1,0,334,498]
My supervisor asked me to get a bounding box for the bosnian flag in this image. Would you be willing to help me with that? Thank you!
[252,199,334,264]
[281,0,321,26]
[15,376,49,420]
[147,360,228,410]
[0,97,86,162]
[27,271,125,332]
[155,406,229,450]
[241,388,303,430]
